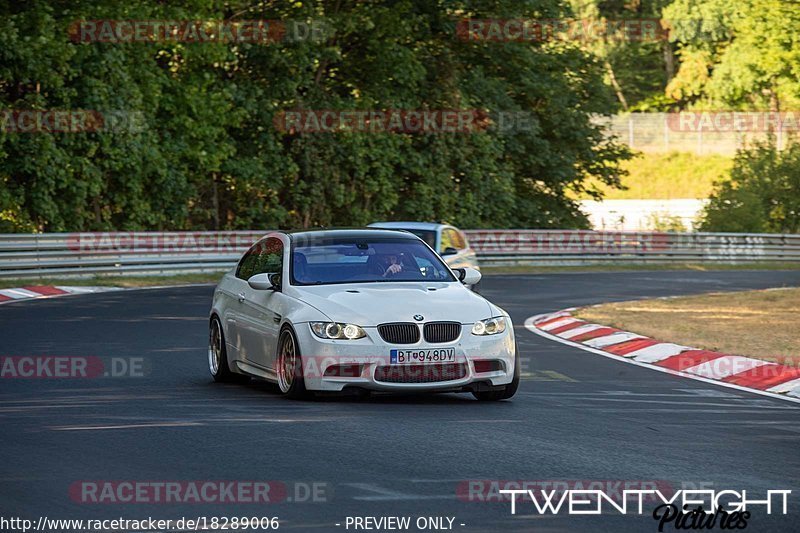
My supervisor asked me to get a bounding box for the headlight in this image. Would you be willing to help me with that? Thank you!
[471,317,507,336]
[310,322,366,340]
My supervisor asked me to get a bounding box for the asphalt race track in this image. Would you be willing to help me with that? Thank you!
[2,270,800,532]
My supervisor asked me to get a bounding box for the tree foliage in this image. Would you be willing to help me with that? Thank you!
[562,0,800,114]
[568,0,674,112]
[0,0,629,232]
[700,141,800,233]
[663,0,800,110]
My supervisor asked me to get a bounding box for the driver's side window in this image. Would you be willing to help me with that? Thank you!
[236,245,259,280]
[235,238,283,281]
[252,238,283,276]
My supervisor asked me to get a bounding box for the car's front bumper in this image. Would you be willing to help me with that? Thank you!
[294,322,516,392]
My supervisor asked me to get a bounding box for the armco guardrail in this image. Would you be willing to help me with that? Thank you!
[0,230,798,278]
[0,231,264,278]
[465,230,800,267]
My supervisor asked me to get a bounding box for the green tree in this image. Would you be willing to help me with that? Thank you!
[569,0,675,112]
[0,0,242,231]
[663,0,800,111]
[0,0,630,232]
[700,140,800,233]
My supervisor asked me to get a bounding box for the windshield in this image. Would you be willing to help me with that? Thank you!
[291,237,455,285]
[404,229,437,248]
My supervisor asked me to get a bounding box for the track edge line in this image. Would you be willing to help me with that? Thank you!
[524,313,800,406]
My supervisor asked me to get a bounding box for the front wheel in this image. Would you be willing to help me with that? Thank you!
[276,328,311,400]
[472,344,519,401]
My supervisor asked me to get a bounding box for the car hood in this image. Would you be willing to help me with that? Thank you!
[291,282,494,326]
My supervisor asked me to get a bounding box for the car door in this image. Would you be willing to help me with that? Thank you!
[223,245,260,360]
[237,237,291,371]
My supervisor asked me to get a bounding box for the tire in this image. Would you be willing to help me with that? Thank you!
[209,316,236,382]
[276,327,311,400]
[472,343,520,401]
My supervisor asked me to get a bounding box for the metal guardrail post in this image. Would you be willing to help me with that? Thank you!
[35,233,41,279]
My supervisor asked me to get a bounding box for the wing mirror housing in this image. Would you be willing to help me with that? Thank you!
[454,267,482,286]
[441,247,458,256]
[248,272,281,291]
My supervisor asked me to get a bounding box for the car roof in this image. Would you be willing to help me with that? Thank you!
[285,228,421,241]
[368,221,447,231]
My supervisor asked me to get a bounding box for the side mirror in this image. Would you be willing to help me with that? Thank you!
[441,247,458,256]
[248,272,280,291]
[454,267,481,286]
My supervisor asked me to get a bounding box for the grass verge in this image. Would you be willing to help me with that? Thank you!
[0,272,224,290]
[575,287,800,366]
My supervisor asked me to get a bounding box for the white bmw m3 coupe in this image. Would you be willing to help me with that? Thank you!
[208,229,518,400]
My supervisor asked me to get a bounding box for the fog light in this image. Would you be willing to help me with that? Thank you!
[324,364,363,377]
[474,360,503,373]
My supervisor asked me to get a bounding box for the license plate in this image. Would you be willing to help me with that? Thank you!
[390,348,455,364]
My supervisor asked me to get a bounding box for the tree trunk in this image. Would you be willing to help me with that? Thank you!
[663,41,675,85]
[211,173,220,230]
[604,60,628,111]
